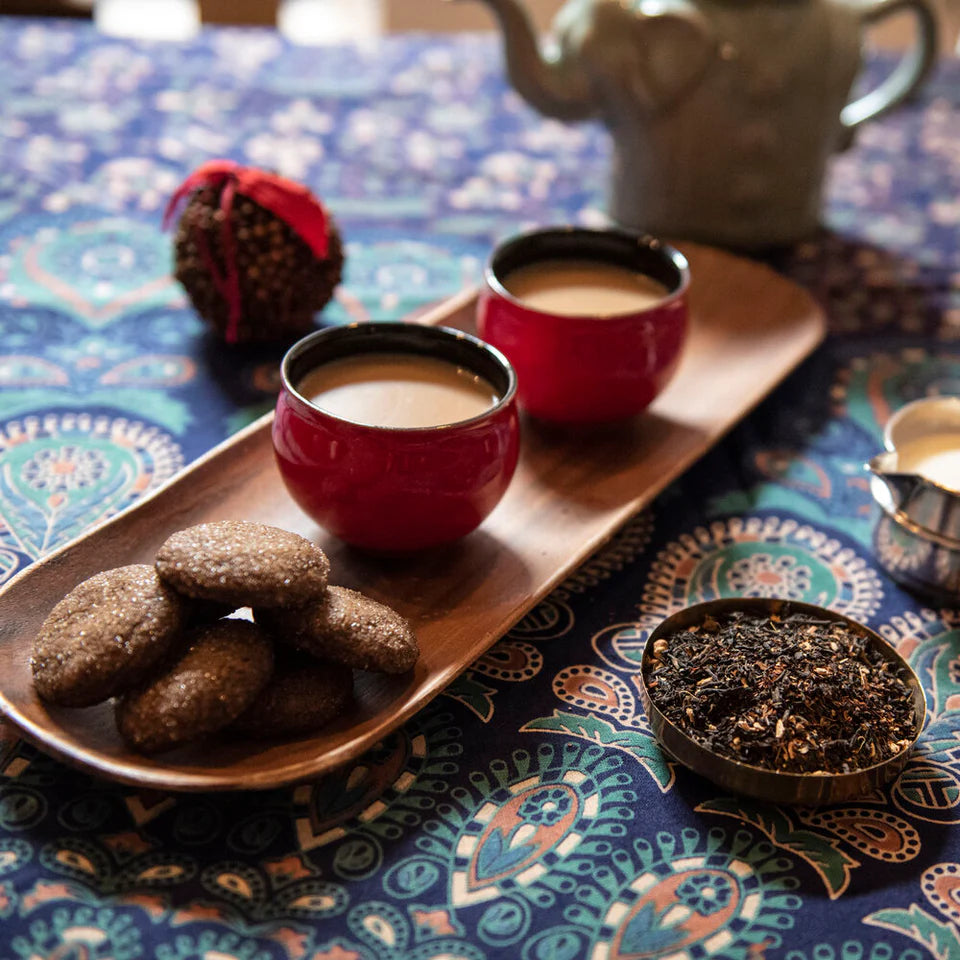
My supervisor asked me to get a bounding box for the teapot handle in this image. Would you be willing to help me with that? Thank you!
[841,0,938,130]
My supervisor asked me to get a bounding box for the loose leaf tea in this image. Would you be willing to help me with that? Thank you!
[645,609,919,775]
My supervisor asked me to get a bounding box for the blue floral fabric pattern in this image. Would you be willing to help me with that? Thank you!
[0,16,959,959]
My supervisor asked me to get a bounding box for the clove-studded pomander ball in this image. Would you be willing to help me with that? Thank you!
[165,161,344,344]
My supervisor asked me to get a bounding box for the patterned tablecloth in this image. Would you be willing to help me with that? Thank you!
[1,16,960,960]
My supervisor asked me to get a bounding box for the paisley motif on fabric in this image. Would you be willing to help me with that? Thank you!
[11,903,145,959]
[1,215,178,325]
[833,349,960,437]
[505,515,653,644]
[0,355,69,388]
[879,610,960,824]
[591,622,648,672]
[506,598,575,642]
[560,513,655,595]
[552,665,637,725]
[804,809,920,862]
[755,449,832,500]
[294,712,462,852]
[473,640,543,682]
[99,355,196,388]
[640,516,883,628]
[922,862,960,924]
[418,742,636,914]
[0,412,182,570]
[589,829,801,959]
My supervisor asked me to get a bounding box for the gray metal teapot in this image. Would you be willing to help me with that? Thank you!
[468,0,938,247]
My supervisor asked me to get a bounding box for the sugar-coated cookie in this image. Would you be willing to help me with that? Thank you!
[32,564,189,708]
[155,520,329,608]
[115,620,274,754]
[231,650,353,737]
[257,585,418,674]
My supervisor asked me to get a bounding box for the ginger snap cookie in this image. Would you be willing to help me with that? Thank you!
[32,564,189,708]
[257,585,419,674]
[155,520,329,608]
[115,619,274,754]
[231,650,353,738]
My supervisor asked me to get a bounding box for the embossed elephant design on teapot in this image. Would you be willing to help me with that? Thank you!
[465,0,937,247]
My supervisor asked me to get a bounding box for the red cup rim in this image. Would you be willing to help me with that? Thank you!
[279,321,518,434]
[484,225,690,322]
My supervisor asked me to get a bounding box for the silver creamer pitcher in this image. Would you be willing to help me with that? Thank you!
[466,0,938,247]
[868,397,960,600]
[868,396,960,540]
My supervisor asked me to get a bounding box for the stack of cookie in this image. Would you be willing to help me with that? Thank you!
[30,521,419,755]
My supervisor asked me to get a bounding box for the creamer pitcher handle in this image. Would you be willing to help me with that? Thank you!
[842,0,938,129]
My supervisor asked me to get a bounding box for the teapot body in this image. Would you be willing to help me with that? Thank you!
[600,0,862,247]
[481,0,936,248]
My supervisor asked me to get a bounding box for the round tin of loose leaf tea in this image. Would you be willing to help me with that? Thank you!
[639,597,926,805]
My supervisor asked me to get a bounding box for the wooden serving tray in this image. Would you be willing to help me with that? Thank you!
[0,244,825,791]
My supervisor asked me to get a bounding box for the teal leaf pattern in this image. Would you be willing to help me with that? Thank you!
[475,827,537,882]
[697,798,858,899]
[619,901,685,954]
[865,904,960,960]
[441,672,498,723]
[520,710,675,792]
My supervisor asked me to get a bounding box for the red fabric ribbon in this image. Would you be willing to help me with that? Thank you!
[163,160,331,343]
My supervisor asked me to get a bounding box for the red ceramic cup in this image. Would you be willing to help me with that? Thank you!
[477,227,689,423]
[273,322,520,552]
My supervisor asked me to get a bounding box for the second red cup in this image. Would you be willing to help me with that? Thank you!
[477,227,689,423]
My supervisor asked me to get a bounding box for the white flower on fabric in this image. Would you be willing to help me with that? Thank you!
[24,136,87,174]
[425,103,481,132]
[520,119,591,152]
[422,48,455,72]
[18,24,77,58]
[449,177,522,211]
[405,131,439,171]
[183,125,232,154]
[244,133,322,179]
[271,99,334,135]
[577,207,610,228]
[211,31,282,74]
[155,90,187,112]
[345,109,404,147]
[58,103,125,134]
[154,87,235,122]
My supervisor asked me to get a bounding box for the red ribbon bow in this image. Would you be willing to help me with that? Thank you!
[163,160,331,343]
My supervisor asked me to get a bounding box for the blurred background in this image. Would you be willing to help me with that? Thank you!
[4,0,960,51]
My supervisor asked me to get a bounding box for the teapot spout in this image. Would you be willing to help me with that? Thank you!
[464,0,594,121]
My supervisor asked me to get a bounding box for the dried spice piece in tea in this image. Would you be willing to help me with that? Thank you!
[645,609,918,775]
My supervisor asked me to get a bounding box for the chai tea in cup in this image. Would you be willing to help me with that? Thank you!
[478,226,689,423]
[503,258,669,317]
[299,354,499,429]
